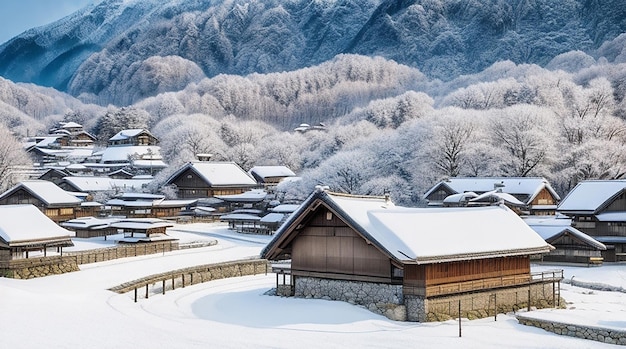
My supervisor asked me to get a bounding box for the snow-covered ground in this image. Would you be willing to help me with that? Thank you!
[1,222,624,348]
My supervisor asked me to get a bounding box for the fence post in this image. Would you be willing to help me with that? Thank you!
[162,280,166,295]
[134,288,137,303]
[458,299,462,338]
[145,284,149,299]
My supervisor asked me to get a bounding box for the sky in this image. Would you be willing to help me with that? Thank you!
[0,222,623,348]
[0,0,100,44]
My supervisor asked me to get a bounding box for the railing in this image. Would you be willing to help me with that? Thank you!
[422,270,563,297]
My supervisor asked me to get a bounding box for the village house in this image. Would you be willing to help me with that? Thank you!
[556,180,626,262]
[524,216,606,265]
[423,177,561,215]
[59,176,153,194]
[96,129,167,175]
[165,161,259,199]
[0,180,82,223]
[262,188,560,322]
[248,165,296,190]
[0,205,78,278]
[104,192,196,219]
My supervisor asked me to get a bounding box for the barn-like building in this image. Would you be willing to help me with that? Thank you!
[262,188,561,322]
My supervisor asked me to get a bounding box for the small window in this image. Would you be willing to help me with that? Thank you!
[326,212,333,220]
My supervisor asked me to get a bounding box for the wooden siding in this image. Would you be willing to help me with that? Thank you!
[291,207,392,280]
[171,168,252,198]
[531,188,557,206]
[403,256,530,297]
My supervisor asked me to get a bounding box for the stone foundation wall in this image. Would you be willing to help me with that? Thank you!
[517,315,626,346]
[0,256,79,279]
[294,277,407,321]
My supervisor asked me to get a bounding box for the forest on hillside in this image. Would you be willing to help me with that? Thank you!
[2,34,626,205]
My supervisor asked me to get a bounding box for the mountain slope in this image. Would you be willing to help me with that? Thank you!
[0,0,624,106]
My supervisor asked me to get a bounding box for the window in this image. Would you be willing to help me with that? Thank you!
[45,209,58,216]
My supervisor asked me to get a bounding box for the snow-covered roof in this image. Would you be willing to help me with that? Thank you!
[264,190,552,264]
[557,180,626,214]
[61,216,120,230]
[524,216,606,250]
[249,166,296,179]
[100,145,162,163]
[106,198,195,208]
[216,189,267,202]
[132,159,168,169]
[62,177,153,192]
[109,129,147,141]
[167,162,257,187]
[220,213,262,222]
[110,220,174,230]
[60,122,82,128]
[594,212,626,222]
[35,136,61,147]
[442,192,478,204]
[118,192,165,200]
[0,205,74,246]
[271,204,301,213]
[0,180,82,206]
[260,213,285,223]
[424,177,560,204]
[469,190,526,206]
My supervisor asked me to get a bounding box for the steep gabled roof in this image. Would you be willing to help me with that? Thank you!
[0,205,74,247]
[263,189,552,264]
[424,177,560,205]
[557,180,626,215]
[166,162,257,187]
[0,180,82,207]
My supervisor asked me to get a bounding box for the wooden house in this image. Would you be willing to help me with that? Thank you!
[111,218,176,243]
[59,176,153,194]
[556,180,626,262]
[108,129,158,147]
[38,168,69,186]
[165,161,258,199]
[262,189,559,322]
[524,216,606,265]
[104,193,196,218]
[61,216,119,238]
[423,177,561,215]
[249,166,296,189]
[0,204,74,260]
[0,181,82,223]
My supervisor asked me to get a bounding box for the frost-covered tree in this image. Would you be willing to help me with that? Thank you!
[94,107,150,144]
[489,105,556,177]
[0,125,31,192]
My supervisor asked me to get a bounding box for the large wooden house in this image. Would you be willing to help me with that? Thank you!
[108,129,158,147]
[166,161,258,199]
[556,180,626,262]
[423,177,560,215]
[0,181,82,223]
[262,189,559,322]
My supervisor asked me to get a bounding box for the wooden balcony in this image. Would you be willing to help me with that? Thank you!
[405,270,563,298]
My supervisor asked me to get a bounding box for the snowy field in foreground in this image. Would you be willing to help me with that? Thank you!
[1,223,624,348]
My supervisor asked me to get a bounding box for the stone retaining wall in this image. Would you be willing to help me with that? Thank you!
[517,315,626,346]
[294,277,407,321]
[109,258,270,296]
[66,241,182,265]
[0,256,79,279]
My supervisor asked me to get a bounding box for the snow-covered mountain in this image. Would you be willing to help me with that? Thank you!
[0,0,624,105]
